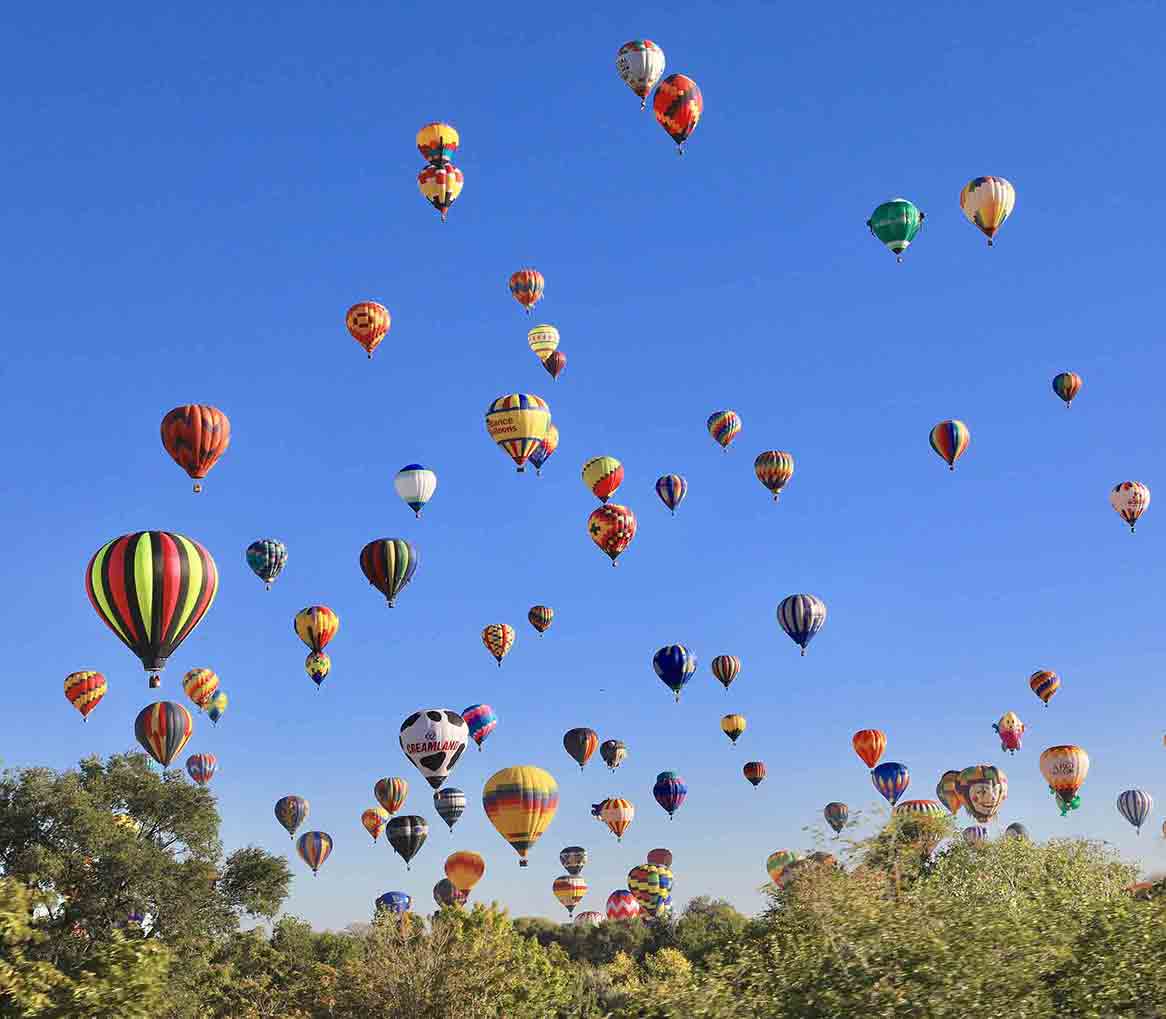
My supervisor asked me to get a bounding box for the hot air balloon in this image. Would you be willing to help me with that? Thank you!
[274,795,309,839]
[647,848,673,868]
[587,504,637,565]
[386,815,427,870]
[599,798,635,841]
[600,739,627,770]
[1005,822,1029,840]
[64,671,106,720]
[710,655,740,691]
[294,606,338,653]
[564,728,599,770]
[553,875,588,916]
[754,451,795,501]
[1117,789,1153,834]
[508,268,544,313]
[615,39,665,110]
[867,198,924,262]
[346,301,390,358]
[360,539,420,608]
[362,807,389,842]
[481,624,516,666]
[416,121,458,165]
[720,714,746,745]
[482,766,559,866]
[185,753,217,786]
[706,410,741,450]
[653,645,697,701]
[1052,372,1082,409]
[628,864,671,916]
[160,405,230,493]
[206,690,228,725]
[824,802,849,834]
[653,73,702,153]
[434,788,466,832]
[182,668,219,711]
[852,729,886,770]
[462,704,497,750]
[993,712,1025,753]
[528,605,554,635]
[955,765,1008,824]
[959,176,1015,246]
[962,826,989,845]
[872,762,910,806]
[417,163,464,222]
[1029,670,1060,706]
[445,850,486,892]
[305,652,330,688]
[777,594,827,656]
[743,761,767,787]
[575,911,604,927]
[543,351,566,380]
[606,889,640,921]
[527,324,559,362]
[246,539,287,590]
[134,702,193,767]
[582,456,624,503]
[394,466,437,518]
[654,474,687,515]
[893,800,947,818]
[433,877,468,908]
[485,393,551,472]
[399,709,468,789]
[929,419,970,471]
[1111,481,1150,533]
[766,849,798,885]
[86,531,219,689]
[296,831,332,875]
[936,771,964,815]
[560,846,588,876]
[653,772,687,819]
[374,777,408,816]
[375,891,412,915]
[529,423,558,476]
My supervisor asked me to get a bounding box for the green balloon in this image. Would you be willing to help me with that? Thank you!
[867,198,924,261]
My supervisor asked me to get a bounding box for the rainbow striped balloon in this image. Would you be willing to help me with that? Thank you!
[482,766,559,866]
[929,419,970,470]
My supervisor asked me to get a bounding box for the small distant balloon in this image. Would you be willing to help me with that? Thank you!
[655,474,687,515]
[929,420,970,471]
[1052,371,1082,408]
[1110,481,1150,533]
[707,410,741,450]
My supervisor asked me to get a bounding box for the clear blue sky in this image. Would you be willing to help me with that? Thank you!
[5,0,1166,927]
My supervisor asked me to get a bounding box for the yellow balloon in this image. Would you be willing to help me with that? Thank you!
[527,324,560,362]
[959,176,1015,246]
[485,394,551,473]
[581,456,624,503]
[482,766,559,866]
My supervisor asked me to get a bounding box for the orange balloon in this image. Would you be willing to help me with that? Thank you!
[160,405,231,493]
[346,301,391,358]
[64,670,106,720]
[851,729,886,769]
[587,504,637,567]
[445,850,485,892]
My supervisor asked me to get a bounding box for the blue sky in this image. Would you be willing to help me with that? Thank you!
[5,0,1166,927]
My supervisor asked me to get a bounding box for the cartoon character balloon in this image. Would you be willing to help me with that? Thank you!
[1040,746,1089,814]
[399,710,469,789]
[992,712,1025,754]
[954,764,1008,824]
[615,39,666,110]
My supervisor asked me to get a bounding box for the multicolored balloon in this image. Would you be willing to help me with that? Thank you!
[867,198,924,262]
[553,875,588,916]
[416,121,458,165]
[207,690,228,725]
[606,889,640,921]
[993,712,1025,754]
[64,670,106,721]
[375,891,412,915]
[959,176,1015,246]
[587,504,637,565]
[560,846,587,876]
[1052,371,1082,408]
[1117,789,1153,835]
[246,539,287,590]
[134,702,193,767]
[653,73,702,153]
[296,831,332,875]
[754,451,794,502]
[955,765,1008,824]
[766,849,798,885]
[482,766,559,866]
[433,877,468,908]
[362,807,389,842]
[720,714,746,745]
[399,710,468,789]
[852,729,886,770]
[394,466,437,518]
[628,863,672,916]
[445,850,486,892]
[160,405,230,493]
[929,420,970,471]
[274,795,309,839]
[346,301,390,358]
[962,825,989,845]
[655,474,687,515]
[582,456,624,503]
[374,777,408,816]
[185,753,217,786]
[528,324,559,361]
[871,762,910,805]
[564,728,599,770]
[777,594,827,656]
[482,624,516,667]
[654,644,697,701]
[182,668,219,711]
[599,798,635,841]
[615,39,665,110]
[600,739,627,770]
[936,770,964,815]
[86,531,219,689]
[574,911,604,927]
[706,410,741,450]
[1111,481,1150,533]
[434,788,466,832]
[1029,669,1060,706]
[653,772,687,818]
[305,652,330,688]
[485,393,551,472]
[386,815,428,869]
[359,539,420,608]
[743,761,767,787]
[824,802,849,834]
[294,606,338,653]
[529,423,559,476]
[528,605,554,635]
[893,799,947,819]
[508,268,545,314]
[711,655,740,691]
[417,163,464,222]
[462,704,497,750]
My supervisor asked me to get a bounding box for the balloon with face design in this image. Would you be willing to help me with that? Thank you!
[954,764,1009,824]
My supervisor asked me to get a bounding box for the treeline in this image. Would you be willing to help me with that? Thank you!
[3,754,1166,1017]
